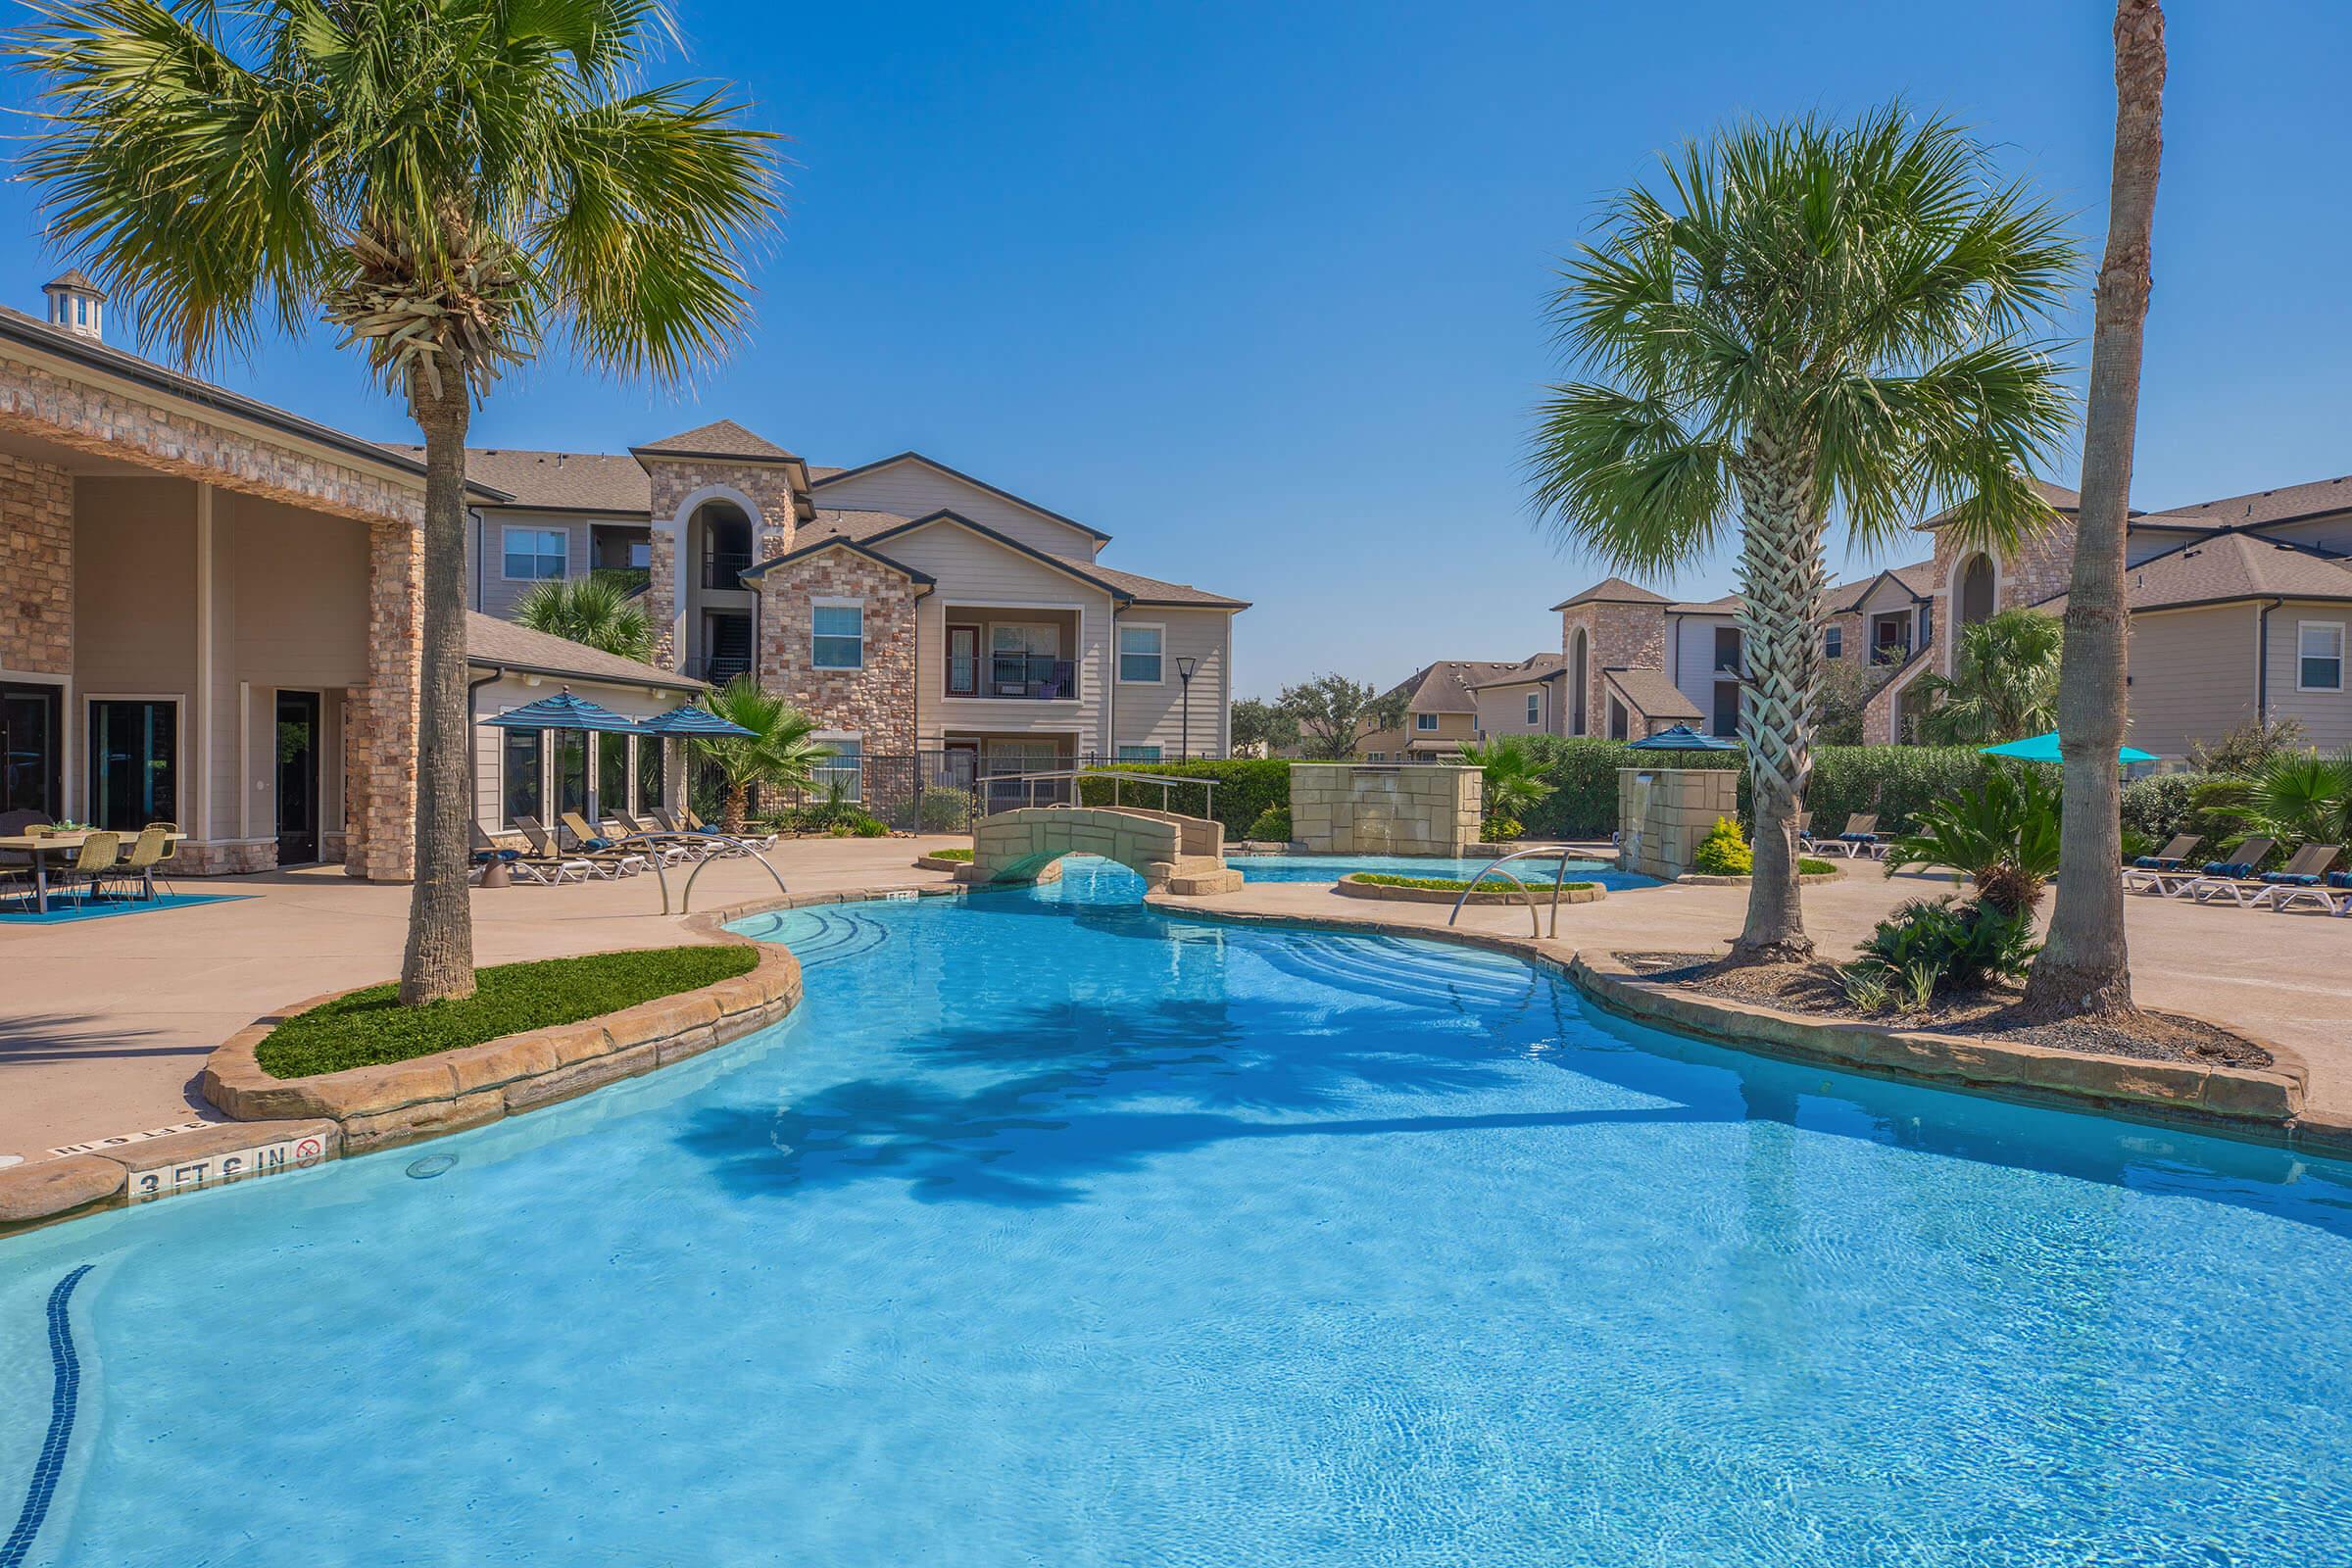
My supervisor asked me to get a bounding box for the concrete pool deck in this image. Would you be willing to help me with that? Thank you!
[4,842,2348,1162]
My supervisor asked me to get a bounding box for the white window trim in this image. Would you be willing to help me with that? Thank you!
[1525,692,1542,726]
[1414,712,1439,732]
[811,596,866,671]
[500,525,568,583]
[1824,625,1843,660]
[1115,621,1166,685]
[497,721,545,830]
[2296,619,2345,693]
[82,692,187,829]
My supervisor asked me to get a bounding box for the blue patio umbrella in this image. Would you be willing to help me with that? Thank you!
[634,704,755,738]
[1980,731,2157,764]
[478,687,640,733]
[1626,723,1740,752]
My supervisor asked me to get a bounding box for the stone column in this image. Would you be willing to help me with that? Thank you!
[347,517,421,880]
[646,521,682,671]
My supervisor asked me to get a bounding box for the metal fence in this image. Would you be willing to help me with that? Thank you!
[693,749,1235,834]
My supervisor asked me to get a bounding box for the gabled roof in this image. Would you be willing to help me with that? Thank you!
[1085,562,1250,610]
[629,418,801,465]
[1551,575,1672,612]
[1601,666,1703,721]
[465,612,706,690]
[1920,477,2085,529]
[737,535,937,588]
[1667,592,1741,615]
[1829,561,1939,613]
[2039,530,2352,615]
[383,446,652,514]
[1462,653,1568,691]
[2136,472,2352,532]
[1385,657,1562,714]
[812,452,1112,543]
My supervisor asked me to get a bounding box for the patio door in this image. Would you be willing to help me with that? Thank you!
[276,690,321,864]
[0,681,61,820]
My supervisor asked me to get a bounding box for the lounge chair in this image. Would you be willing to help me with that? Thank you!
[655,807,751,856]
[1803,813,1884,858]
[473,821,587,886]
[613,809,710,862]
[515,815,645,878]
[2186,839,2327,907]
[2255,844,2344,912]
[683,805,778,852]
[2121,833,2204,895]
[564,810,692,868]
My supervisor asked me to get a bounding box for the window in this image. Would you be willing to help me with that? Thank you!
[1525,692,1542,726]
[814,735,863,802]
[990,623,1064,696]
[1714,626,1742,675]
[1117,624,1165,683]
[812,601,864,669]
[1824,625,1843,661]
[1117,745,1162,762]
[636,733,664,815]
[628,541,652,569]
[1918,602,1934,651]
[502,727,543,825]
[555,731,589,821]
[597,734,629,818]
[502,527,566,580]
[87,700,178,831]
[2299,622,2344,692]
[1415,713,1438,732]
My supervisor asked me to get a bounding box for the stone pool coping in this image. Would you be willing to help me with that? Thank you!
[0,888,972,1239]
[1334,874,1606,906]
[1144,894,2351,1160]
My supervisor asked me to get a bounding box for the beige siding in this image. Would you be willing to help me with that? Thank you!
[1108,607,1234,758]
[1669,612,1738,712]
[2266,601,2352,752]
[1472,679,1552,740]
[469,508,596,619]
[872,518,1114,752]
[471,673,685,830]
[71,478,199,827]
[2124,603,2259,759]
[814,459,1103,562]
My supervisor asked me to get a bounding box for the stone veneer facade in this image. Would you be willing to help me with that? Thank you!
[1615,766,1740,880]
[1559,599,1669,734]
[1290,763,1484,857]
[641,456,805,670]
[0,455,73,676]
[756,547,919,816]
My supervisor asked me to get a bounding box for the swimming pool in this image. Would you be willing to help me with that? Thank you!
[1233,851,1648,887]
[4,861,2349,1564]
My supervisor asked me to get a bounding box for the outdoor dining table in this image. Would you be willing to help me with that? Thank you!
[0,830,185,915]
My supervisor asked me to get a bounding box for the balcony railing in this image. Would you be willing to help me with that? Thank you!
[689,650,754,684]
[1869,641,1912,666]
[703,551,753,590]
[957,654,1076,701]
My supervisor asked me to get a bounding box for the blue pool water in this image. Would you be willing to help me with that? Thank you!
[1232,851,1648,888]
[5,862,2352,1565]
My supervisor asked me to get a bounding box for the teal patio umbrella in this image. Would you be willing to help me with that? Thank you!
[1626,723,1740,752]
[1980,731,2157,764]
[480,688,643,834]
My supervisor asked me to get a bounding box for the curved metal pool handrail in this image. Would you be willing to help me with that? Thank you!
[1446,846,1581,939]
[674,842,789,915]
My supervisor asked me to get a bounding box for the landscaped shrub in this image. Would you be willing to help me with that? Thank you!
[1246,805,1293,843]
[1691,817,1753,876]
[1077,759,1292,838]
[2120,770,2211,844]
[1514,738,1742,838]
[926,847,974,861]
[1511,738,1984,840]
[1849,895,2037,1000]
[1882,761,2061,915]
[919,786,976,833]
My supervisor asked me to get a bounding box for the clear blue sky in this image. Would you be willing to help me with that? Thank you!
[3,1,2347,699]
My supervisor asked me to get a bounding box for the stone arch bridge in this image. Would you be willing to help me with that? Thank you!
[970,806,1243,896]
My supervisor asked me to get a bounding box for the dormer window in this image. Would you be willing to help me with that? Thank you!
[42,270,106,341]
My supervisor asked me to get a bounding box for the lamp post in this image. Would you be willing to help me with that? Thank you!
[1175,655,1200,760]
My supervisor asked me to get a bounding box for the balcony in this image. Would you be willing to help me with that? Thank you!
[966,654,1076,701]
[703,551,753,591]
[1869,641,1912,667]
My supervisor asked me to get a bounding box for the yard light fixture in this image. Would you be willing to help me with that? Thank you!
[1176,656,1200,760]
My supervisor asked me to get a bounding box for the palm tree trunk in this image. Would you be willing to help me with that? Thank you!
[724,782,749,835]
[397,371,477,1005]
[1728,433,1828,964]
[2023,0,2165,1021]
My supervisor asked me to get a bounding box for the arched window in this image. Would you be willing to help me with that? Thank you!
[696,502,754,590]
[1570,628,1589,736]
[1958,553,1995,630]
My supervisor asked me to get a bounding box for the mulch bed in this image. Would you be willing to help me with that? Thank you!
[1616,951,2271,1069]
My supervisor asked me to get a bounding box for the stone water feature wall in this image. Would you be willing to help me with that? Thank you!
[1614,766,1740,880]
[1290,764,1483,857]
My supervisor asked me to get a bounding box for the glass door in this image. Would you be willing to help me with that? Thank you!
[0,682,61,820]
[276,690,321,863]
[88,700,178,830]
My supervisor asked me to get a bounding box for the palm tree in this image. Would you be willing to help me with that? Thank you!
[1531,107,2078,964]
[1911,609,2063,744]
[18,0,782,1004]
[1460,736,1554,839]
[692,677,831,834]
[2023,0,2167,1022]
[514,576,655,662]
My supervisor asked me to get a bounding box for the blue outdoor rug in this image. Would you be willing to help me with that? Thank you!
[0,893,249,925]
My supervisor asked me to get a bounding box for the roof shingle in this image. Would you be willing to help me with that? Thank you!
[631,418,800,463]
[2040,532,2352,614]
[1551,575,1672,612]
[466,612,706,690]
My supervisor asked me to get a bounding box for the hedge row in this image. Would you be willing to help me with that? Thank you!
[1076,759,1293,838]
[1510,738,1992,839]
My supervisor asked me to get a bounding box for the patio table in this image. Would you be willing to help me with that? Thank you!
[0,830,185,915]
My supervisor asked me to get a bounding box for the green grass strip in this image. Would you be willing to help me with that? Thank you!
[257,945,759,1079]
[1350,873,1603,894]
[926,848,974,861]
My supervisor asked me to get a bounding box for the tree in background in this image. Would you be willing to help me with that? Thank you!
[19,0,783,1004]
[2025,0,2166,1021]
[1531,106,2076,964]
[1279,674,1383,760]
[692,678,832,834]
[1911,609,2063,745]
[1230,698,1300,757]
[514,576,655,663]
